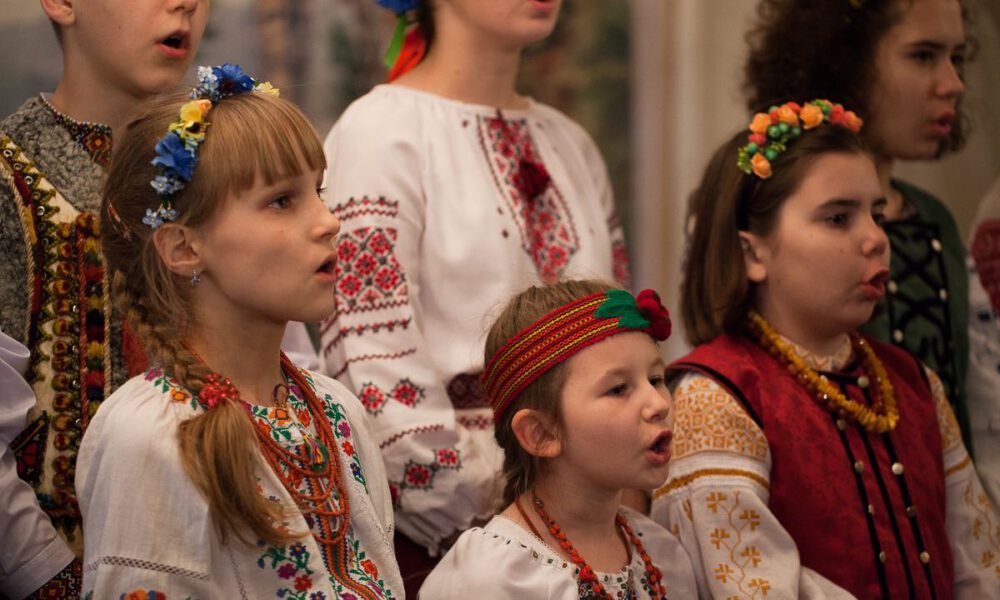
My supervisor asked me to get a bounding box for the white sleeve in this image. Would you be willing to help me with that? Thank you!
[924,365,1000,597]
[320,101,497,553]
[651,372,857,599]
[77,386,218,598]
[965,251,1000,507]
[0,331,74,599]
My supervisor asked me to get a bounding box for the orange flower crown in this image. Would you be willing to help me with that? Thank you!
[482,289,671,421]
[737,99,863,179]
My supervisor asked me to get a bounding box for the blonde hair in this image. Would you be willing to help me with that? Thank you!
[100,91,326,545]
[484,279,614,508]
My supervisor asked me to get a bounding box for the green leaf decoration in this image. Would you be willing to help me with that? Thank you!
[594,289,650,329]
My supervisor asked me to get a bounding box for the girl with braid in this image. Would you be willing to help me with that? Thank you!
[75,65,402,599]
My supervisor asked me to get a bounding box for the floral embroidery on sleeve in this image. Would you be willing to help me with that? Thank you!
[704,491,771,599]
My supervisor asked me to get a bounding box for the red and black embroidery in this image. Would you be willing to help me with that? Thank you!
[330,195,399,222]
[608,213,632,290]
[334,227,408,314]
[28,557,82,599]
[388,448,462,507]
[356,378,426,416]
[320,317,412,357]
[477,112,580,283]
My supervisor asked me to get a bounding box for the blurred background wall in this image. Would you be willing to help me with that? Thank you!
[2,0,997,360]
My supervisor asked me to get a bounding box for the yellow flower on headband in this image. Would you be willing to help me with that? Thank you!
[254,81,280,97]
[180,99,212,123]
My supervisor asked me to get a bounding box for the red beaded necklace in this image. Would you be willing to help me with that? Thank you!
[515,494,667,599]
[197,354,350,557]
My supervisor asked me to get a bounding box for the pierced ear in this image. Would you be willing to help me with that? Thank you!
[739,231,768,284]
[152,224,202,277]
[511,408,561,459]
[39,0,75,27]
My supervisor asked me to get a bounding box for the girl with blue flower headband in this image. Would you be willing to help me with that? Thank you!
[322,2,632,592]
[78,65,402,599]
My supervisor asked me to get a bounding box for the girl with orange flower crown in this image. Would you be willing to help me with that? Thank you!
[420,279,701,599]
[650,101,999,598]
[745,0,982,505]
[321,1,631,593]
[75,65,402,599]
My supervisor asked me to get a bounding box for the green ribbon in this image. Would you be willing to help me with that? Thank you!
[383,14,408,69]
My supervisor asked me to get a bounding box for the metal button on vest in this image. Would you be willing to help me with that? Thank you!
[931,239,942,252]
[891,462,904,475]
[887,280,898,294]
[920,551,931,564]
[879,551,887,563]
[854,461,865,473]
[857,375,869,388]
[893,329,904,343]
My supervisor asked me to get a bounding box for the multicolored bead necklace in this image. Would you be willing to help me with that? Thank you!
[515,494,667,599]
[197,354,350,553]
[747,310,899,433]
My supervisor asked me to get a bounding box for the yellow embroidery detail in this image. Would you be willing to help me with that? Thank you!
[963,477,1000,580]
[653,468,770,500]
[672,375,769,460]
[703,490,772,598]
[945,455,971,478]
[927,368,962,452]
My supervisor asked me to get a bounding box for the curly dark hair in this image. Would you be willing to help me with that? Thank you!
[743,0,970,155]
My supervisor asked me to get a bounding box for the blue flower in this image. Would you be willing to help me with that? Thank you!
[214,63,256,97]
[152,132,196,182]
[376,0,421,13]
[150,175,183,196]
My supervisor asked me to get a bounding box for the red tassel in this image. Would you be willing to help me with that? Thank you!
[387,27,427,82]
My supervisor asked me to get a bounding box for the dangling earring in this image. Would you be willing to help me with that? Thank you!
[191,270,201,286]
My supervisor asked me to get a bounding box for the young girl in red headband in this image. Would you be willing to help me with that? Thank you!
[421,280,699,599]
[651,100,998,598]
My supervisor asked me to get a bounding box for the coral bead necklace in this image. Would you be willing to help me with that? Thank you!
[515,493,667,599]
[747,310,899,433]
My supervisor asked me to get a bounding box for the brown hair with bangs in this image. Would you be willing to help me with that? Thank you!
[484,279,615,508]
[682,125,870,346]
[100,90,326,546]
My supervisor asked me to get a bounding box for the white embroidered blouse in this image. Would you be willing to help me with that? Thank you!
[420,508,701,599]
[320,84,629,552]
[652,336,1000,599]
[76,367,403,599]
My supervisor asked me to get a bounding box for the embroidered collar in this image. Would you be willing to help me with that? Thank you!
[39,93,113,168]
[777,332,853,373]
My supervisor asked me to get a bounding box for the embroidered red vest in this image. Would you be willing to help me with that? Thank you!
[673,334,954,600]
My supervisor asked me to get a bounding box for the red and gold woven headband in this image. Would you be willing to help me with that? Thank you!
[482,289,671,421]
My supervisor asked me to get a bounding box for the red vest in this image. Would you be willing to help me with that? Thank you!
[673,334,953,600]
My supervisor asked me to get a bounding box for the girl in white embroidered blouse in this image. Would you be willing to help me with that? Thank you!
[420,279,701,599]
[75,66,403,600]
[322,1,632,592]
[651,101,999,598]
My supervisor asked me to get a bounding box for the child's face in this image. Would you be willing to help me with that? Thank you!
[744,152,889,345]
[70,0,209,99]
[555,332,673,494]
[193,167,341,325]
[865,0,965,160]
[436,0,562,51]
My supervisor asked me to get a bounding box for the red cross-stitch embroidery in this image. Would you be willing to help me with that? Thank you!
[357,378,426,416]
[334,227,408,314]
[477,114,579,282]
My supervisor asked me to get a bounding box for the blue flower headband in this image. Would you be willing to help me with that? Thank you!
[144,63,279,229]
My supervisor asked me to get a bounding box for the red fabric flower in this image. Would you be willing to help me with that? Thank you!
[198,374,238,409]
[636,289,672,341]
